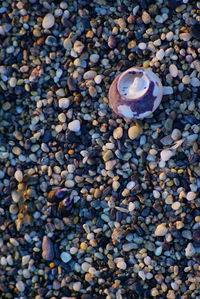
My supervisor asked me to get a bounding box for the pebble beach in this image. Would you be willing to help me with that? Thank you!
[0,0,200,298]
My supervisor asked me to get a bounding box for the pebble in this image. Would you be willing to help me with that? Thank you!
[16,281,25,292]
[171,128,181,141]
[160,149,174,162]
[182,75,190,84]
[73,40,84,54]
[116,260,127,270]
[185,243,196,257]
[14,170,23,182]
[60,252,72,263]
[186,192,196,201]
[142,11,151,24]
[58,98,70,109]
[88,86,97,97]
[190,77,200,87]
[113,127,123,139]
[108,35,116,48]
[90,54,100,63]
[68,120,81,132]
[169,64,178,77]
[155,223,168,236]
[128,125,141,140]
[42,236,54,261]
[83,70,97,80]
[73,282,82,292]
[42,13,55,29]
[156,49,165,61]
[172,201,181,210]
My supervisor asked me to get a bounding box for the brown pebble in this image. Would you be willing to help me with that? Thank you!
[108,35,117,48]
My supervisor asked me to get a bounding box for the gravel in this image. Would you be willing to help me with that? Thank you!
[0,0,200,298]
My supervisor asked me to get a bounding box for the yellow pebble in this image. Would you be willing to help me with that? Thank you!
[80,242,88,250]
[49,262,55,268]
[166,180,173,187]
[68,149,74,155]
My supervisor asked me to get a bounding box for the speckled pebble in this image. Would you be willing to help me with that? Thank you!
[58,98,70,109]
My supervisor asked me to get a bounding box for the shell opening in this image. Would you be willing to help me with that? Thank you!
[117,71,150,100]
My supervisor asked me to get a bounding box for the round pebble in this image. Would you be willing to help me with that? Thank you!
[42,13,55,29]
[60,252,72,263]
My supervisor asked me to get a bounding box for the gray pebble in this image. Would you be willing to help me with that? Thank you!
[42,236,54,261]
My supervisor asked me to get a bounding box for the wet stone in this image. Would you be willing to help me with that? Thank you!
[42,236,54,261]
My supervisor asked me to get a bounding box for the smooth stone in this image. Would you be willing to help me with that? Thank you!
[83,70,97,80]
[102,150,114,162]
[186,192,196,201]
[171,129,181,141]
[169,64,178,77]
[163,86,173,95]
[172,201,181,210]
[60,252,72,263]
[42,13,55,29]
[42,236,54,261]
[113,127,123,139]
[16,281,25,292]
[155,246,162,256]
[160,149,174,162]
[73,40,84,54]
[68,120,81,132]
[58,98,70,109]
[128,125,141,140]
[94,74,103,84]
[156,49,165,60]
[14,170,23,182]
[185,243,195,257]
[155,223,168,236]
[73,282,82,291]
[90,54,100,63]
[116,260,127,270]
[190,77,200,87]
[142,11,151,24]
[108,35,116,48]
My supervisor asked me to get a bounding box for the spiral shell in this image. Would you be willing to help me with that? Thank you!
[108,67,163,119]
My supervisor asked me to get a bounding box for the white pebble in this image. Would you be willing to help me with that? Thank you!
[42,13,55,29]
[59,98,70,109]
[160,149,174,162]
[172,201,181,210]
[155,223,168,236]
[166,32,174,41]
[128,202,135,212]
[155,246,162,256]
[68,120,80,132]
[94,74,103,84]
[156,49,165,61]
[83,70,97,80]
[117,260,127,270]
[138,42,146,50]
[90,54,100,63]
[153,190,160,199]
[73,40,84,54]
[81,262,91,272]
[73,281,82,292]
[60,252,72,263]
[186,192,196,201]
[138,270,146,280]
[14,170,23,182]
[169,64,178,77]
[16,281,25,292]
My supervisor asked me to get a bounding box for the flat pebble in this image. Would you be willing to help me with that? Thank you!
[58,98,70,109]
[83,70,97,80]
[190,77,200,87]
[73,282,82,291]
[116,260,127,270]
[14,170,23,182]
[186,192,196,201]
[42,13,55,29]
[171,128,181,140]
[73,40,84,54]
[169,64,178,77]
[16,281,25,292]
[142,11,151,24]
[172,201,181,210]
[160,149,174,162]
[155,223,168,236]
[68,120,81,132]
[113,127,123,139]
[42,236,54,261]
[156,49,165,61]
[128,125,141,140]
[60,252,72,263]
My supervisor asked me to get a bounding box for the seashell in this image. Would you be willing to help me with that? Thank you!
[47,188,68,203]
[108,67,163,119]
[58,197,73,216]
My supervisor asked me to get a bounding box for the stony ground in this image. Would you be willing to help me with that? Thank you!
[0,0,200,298]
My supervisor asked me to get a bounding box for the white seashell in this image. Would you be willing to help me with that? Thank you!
[108,67,163,119]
